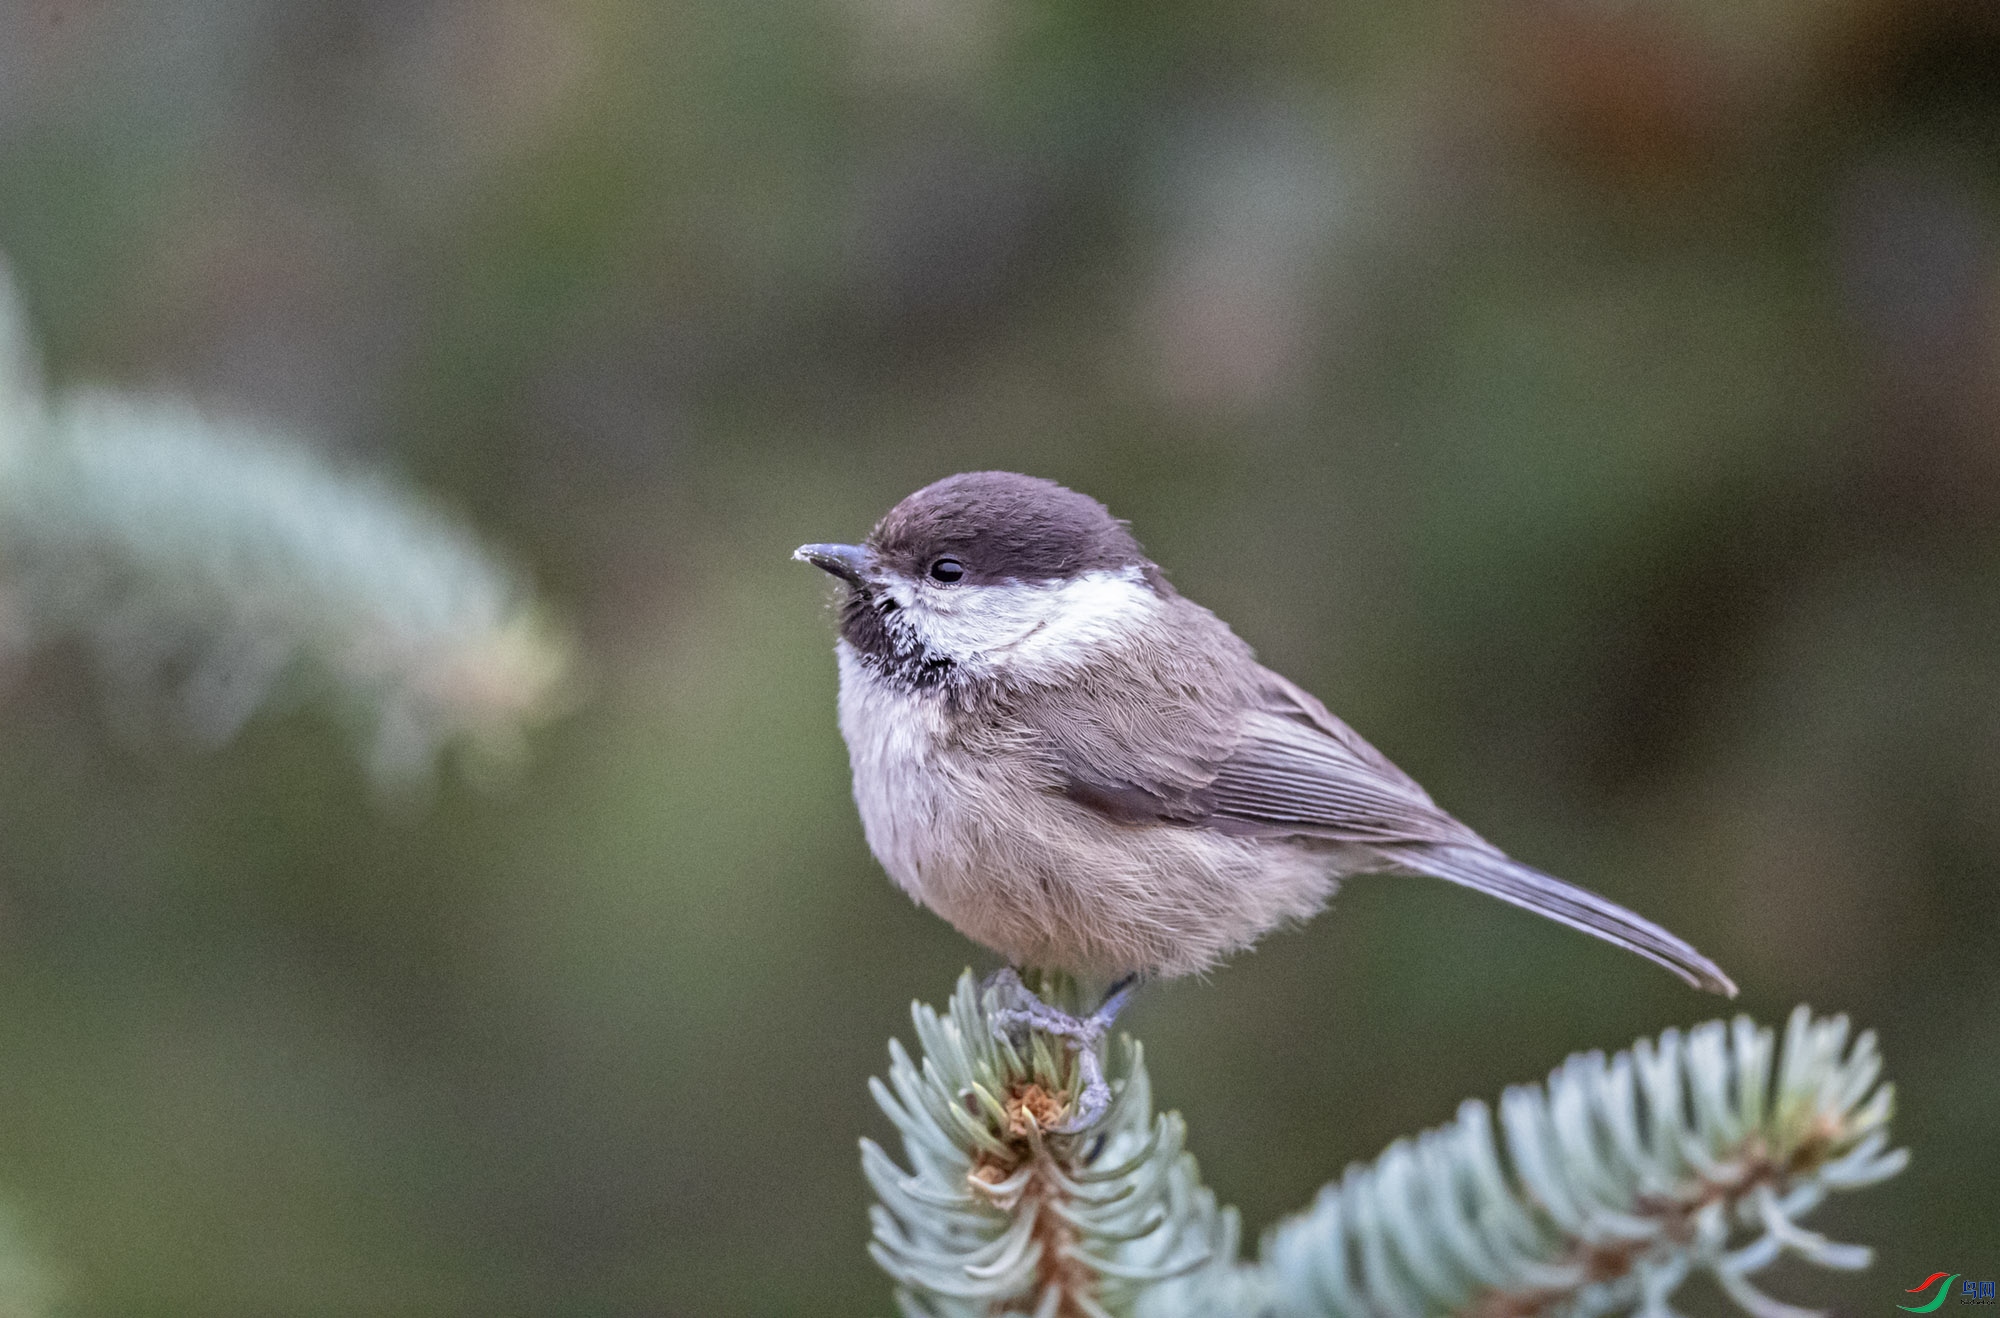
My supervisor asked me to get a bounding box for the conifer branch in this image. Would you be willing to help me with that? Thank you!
[0,264,567,784]
[869,977,1905,1318]
[865,971,1233,1318]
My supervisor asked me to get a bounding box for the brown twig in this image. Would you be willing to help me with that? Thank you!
[1456,1117,1847,1317]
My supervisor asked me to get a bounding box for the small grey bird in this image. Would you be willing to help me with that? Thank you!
[798,472,1733,1121]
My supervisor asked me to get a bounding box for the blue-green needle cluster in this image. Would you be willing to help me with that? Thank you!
[0,267,566,787]
[870,979,1905,1318]
[865,972,1231,1318]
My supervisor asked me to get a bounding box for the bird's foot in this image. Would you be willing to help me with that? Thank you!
[984,969,1140,1133]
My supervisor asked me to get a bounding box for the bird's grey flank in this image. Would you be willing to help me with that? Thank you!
[798,472,1735,1119]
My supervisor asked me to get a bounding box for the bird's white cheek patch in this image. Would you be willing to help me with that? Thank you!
[913,569,1158,676]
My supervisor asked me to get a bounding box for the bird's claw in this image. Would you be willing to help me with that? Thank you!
[983,968,1134,1133]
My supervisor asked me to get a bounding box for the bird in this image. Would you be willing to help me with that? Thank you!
[797,471,1735,1125]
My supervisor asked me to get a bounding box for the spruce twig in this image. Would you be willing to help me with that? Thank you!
[0,262,567,784]
[1173,1005,1906,1318]
[865,971,1232,1318]
[870,978,1905,1318]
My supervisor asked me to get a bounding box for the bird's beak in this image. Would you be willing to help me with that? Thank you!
[793,542,873,586]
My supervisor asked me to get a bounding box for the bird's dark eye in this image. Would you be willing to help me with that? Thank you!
[928,557,965,584]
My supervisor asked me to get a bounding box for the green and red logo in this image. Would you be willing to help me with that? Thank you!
[1901,1275,1959,1312]
[1901,1273,1997,1310]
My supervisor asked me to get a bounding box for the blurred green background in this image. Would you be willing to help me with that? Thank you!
[1,0,1997,1313]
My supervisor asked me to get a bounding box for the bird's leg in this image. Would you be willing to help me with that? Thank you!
[1091,973,1140,1030]
[985,969,1143,1132]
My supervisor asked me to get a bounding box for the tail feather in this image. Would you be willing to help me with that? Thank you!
[1395,844,1737,997]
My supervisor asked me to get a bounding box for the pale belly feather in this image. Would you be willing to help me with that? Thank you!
[835,644,1337,978]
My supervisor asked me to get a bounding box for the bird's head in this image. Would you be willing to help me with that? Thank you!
[795,471,1163,688]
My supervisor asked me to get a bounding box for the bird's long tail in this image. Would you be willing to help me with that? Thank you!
[1390,844,1738,997]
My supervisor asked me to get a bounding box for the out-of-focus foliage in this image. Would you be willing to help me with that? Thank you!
[0,269,566,784]
[876,977,1903,1318]
[0,1210,56,1318]
[0,0,1995,1313]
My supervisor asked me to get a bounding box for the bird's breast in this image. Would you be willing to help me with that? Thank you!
[831,643,1337,978]
[835,643,968,897]
[836,643,1077,931]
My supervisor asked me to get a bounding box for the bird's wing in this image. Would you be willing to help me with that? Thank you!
[1036,663,1737,996]
[1031,658,1471,845]
[1191,671,1477,844]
